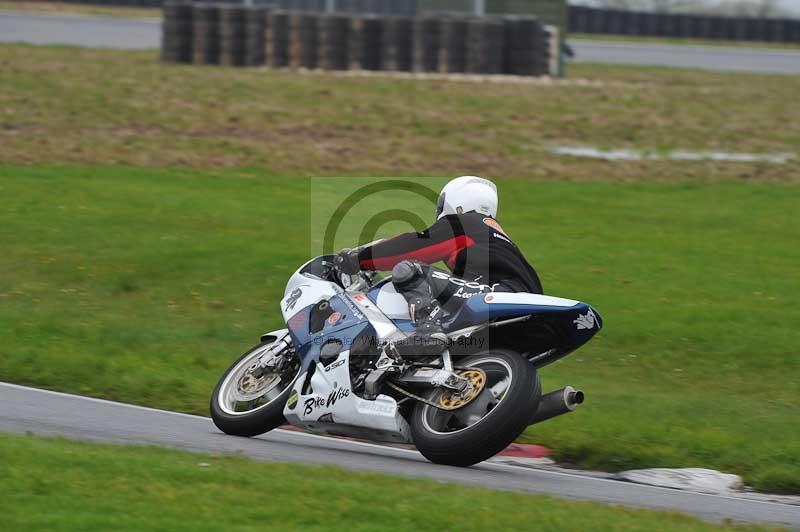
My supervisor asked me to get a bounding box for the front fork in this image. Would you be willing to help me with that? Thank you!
[252,329,292,377]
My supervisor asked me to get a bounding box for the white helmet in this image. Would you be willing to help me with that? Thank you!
[435,176,498,220]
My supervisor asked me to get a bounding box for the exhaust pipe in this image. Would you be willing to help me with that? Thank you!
[528,386,584,425]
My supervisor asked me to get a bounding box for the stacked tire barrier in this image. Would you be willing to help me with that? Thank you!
[266,10,290,67]
[412,17,441,72]
[568,6,800,43]
[219,5,246,66]
[349,15,383,71]
[382,16,414,72]
[244,7,266,66]
[192,4,220,65]
[504,16,549,76]
[161,1,192,63]
[466,18,504,74]
[439,17,468,73]
[289,13,319,69]
[319,14,350,70]
[162,2,557,76]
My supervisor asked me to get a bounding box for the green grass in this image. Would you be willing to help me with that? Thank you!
[0,43,798,494]
[1,165,798,494]
[0,44,798,183]
[0,433,772,531]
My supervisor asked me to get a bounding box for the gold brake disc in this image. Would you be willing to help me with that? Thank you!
[438,368,487,410]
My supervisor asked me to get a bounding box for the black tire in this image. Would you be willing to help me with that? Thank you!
[410,350,540,467]
[210,340,299,437]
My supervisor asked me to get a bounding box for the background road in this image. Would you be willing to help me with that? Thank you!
[0,11,159,50]
[569,39,800,74]
[1,382,799,528]
[2,11,800,74]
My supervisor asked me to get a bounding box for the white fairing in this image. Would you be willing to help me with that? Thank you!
[373,282,411,320]
[347,291,405,342]
[280,262,338,323]
[484,292,580,307]
[280,259,410,442]
[283,350,411,443]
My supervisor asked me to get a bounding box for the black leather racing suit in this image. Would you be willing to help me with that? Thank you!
[356,213,543,325]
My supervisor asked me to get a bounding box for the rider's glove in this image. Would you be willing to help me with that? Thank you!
[334,248,362,275]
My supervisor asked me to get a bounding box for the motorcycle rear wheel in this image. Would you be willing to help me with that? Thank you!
[410,350,540,467]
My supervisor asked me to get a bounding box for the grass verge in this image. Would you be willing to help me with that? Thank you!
[0,1,160,18]
[0,433,771,531]
[1,44,798,182]
[1,165,798,493]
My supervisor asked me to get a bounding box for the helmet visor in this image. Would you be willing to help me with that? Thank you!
[435,192,445,218]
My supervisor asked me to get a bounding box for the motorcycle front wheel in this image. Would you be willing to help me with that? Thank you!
[409,350,540,467]
[210,339,300,437]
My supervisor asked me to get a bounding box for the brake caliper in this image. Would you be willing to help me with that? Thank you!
[438,368,486,410]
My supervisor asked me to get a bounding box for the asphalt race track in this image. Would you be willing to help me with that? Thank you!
[569,39,800,75]
[1,382,799,527]
[2,10,800,74]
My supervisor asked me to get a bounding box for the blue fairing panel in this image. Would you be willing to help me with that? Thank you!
[392,319,415,334]
[287,294,372,371]
[366,278,390,304]
[291,321,374,371]
[441,292,603,359]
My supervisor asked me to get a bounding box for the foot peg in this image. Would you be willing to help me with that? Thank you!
[363,369,388,400]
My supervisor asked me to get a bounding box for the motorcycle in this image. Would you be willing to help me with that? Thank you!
[211,254,602,466]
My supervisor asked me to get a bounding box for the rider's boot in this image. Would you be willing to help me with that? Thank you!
[393,300,449,358]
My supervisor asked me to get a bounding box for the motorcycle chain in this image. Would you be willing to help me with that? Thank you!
[386,381,459,411]
[386,367,485,412]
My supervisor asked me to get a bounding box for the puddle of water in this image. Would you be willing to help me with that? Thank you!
[549,146,794,164]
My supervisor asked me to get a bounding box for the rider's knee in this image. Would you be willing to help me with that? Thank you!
[392,260,423,288]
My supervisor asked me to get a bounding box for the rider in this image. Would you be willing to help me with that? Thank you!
[335,176,542,355]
